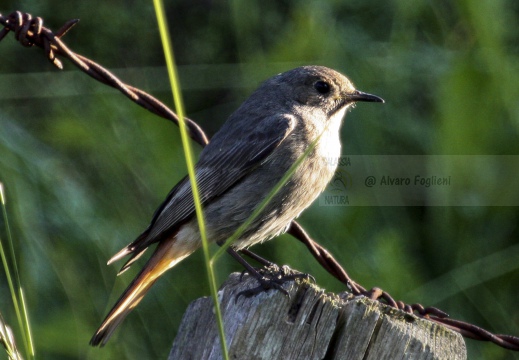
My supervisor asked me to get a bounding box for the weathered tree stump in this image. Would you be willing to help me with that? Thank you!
[169,272,466,360]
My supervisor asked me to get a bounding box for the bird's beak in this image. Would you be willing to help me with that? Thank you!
[347,90,384,103]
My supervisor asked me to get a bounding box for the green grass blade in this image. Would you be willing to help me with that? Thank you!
[18,289,33,358]
[0,183,35,359]
[151,2,229,359]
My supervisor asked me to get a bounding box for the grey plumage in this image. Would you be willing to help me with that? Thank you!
[90,65,383,346]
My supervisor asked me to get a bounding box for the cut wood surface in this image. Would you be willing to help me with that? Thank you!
[169,271,466,360]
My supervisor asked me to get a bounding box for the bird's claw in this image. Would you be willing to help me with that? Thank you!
[236,265,314,300]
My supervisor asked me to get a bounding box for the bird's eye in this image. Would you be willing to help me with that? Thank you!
[314,81,331,94]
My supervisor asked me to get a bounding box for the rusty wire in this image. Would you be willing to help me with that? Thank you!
[1,10,518,352]
[0,11,209,146]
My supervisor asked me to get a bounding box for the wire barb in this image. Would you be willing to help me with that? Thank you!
[1,10,518,353]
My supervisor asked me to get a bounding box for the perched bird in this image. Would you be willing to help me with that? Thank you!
[90,65,384,346]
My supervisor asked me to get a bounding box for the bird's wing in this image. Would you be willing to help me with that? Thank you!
[111,115,296,271]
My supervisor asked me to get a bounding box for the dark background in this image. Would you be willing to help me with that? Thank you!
[1,1,518,359]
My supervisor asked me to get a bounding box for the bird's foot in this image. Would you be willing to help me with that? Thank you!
[237,265,314,299]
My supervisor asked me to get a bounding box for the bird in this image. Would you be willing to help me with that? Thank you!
[90,65,384,346]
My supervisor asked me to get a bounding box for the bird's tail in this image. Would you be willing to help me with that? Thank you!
[90,239,195,346]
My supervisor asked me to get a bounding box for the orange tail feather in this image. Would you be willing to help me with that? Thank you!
[90,239,194,346]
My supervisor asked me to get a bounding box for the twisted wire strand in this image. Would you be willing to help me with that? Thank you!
[0,11,208,146]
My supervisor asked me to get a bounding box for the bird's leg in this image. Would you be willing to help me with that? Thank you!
[239,248,274,267]
[226,247,312,299]
[237,249,274,281]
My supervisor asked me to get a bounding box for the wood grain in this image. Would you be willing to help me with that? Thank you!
[169,272,466,360]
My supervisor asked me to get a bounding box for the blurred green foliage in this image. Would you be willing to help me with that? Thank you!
[1,0,518,359]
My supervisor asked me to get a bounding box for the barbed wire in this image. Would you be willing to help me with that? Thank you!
[1,10,518,352]
[0,11,209,146]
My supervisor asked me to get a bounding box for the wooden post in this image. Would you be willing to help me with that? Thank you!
[169,272,466,360]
